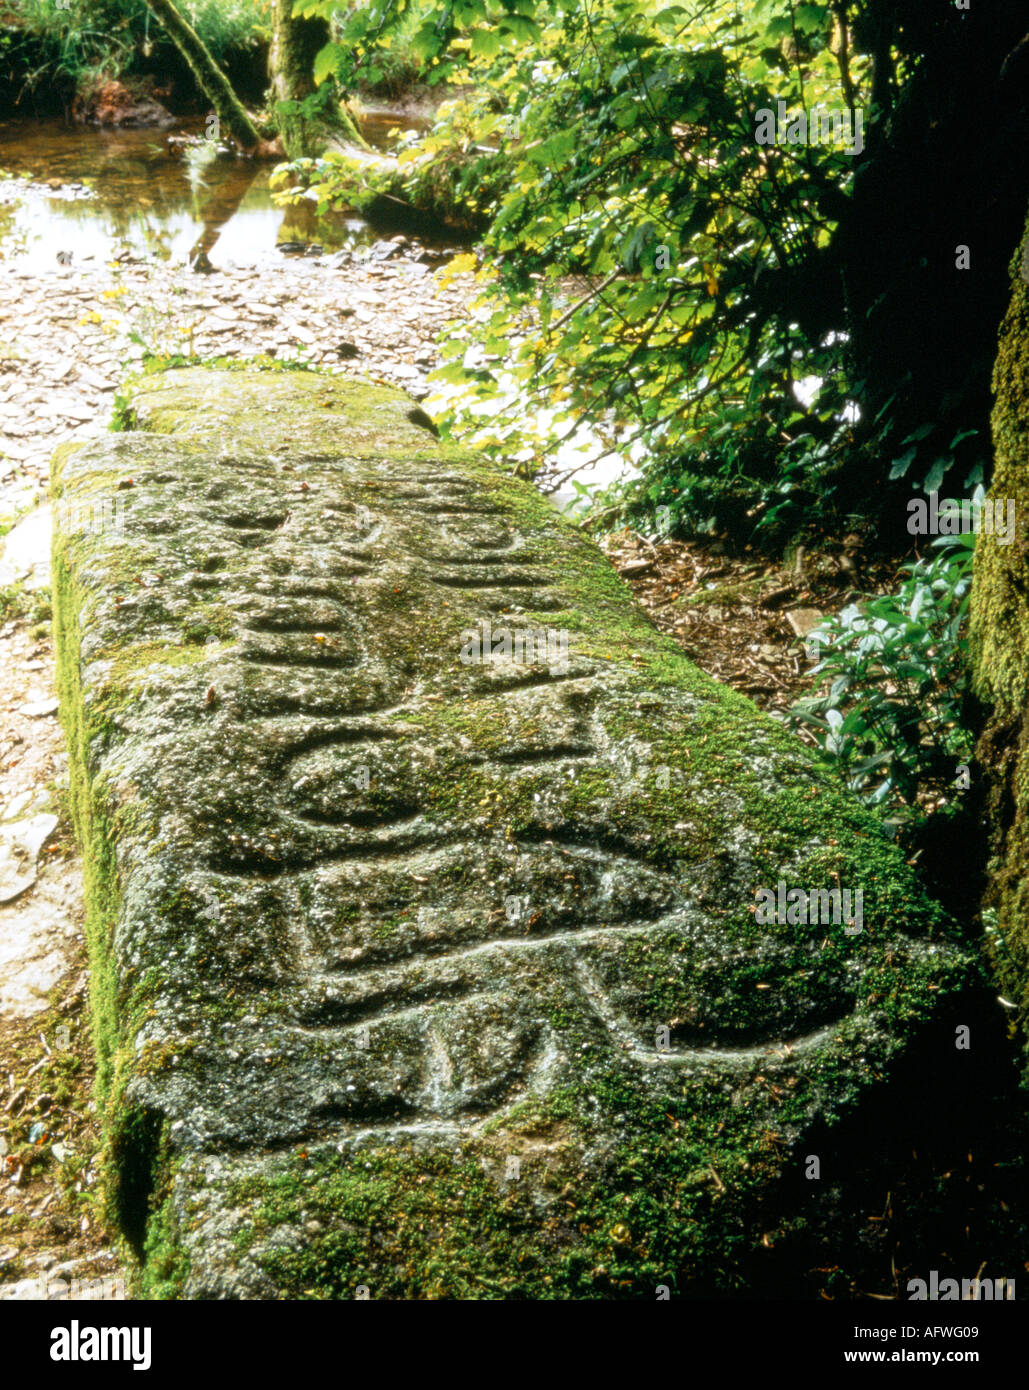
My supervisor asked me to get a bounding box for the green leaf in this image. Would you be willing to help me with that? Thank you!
[923,457,948,493]
[888,447,917,480]
[794,4,832,35]
[470,28,503,60]
[312,42,348,85]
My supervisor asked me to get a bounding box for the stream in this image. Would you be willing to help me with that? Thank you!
[0,111,476,531]
[0,112,443,271]
[0,115,639,515]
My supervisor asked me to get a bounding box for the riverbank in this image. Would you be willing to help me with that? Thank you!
[0,2,442,125]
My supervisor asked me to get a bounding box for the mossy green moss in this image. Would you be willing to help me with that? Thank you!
[970,206,1029,1073]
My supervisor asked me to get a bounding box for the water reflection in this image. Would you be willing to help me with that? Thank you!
[0,112,439,271]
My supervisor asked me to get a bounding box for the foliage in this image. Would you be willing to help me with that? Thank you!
[587,387,852,544]
[179,0,271,58]
[271,93,508,230]
[300,0,873,536]
[298,0,1018,547]
[296,0,548,80]
[389,95,510,225]
[789,525,976,822]
[305,1,431,96]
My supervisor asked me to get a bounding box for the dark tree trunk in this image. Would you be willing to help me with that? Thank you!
[831,0,1029,531]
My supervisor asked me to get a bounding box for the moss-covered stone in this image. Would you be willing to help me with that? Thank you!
[970,205,1029,1073]
[53,366,977,1299]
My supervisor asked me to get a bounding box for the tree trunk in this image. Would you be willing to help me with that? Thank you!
[270,0,363,158]
[145,0,262,150]
[969,203,1029,1074]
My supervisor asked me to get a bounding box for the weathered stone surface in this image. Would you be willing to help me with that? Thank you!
[52,368,974,1299]
[0,812,58,904]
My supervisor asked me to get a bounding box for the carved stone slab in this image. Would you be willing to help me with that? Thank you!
[52,369,973,1298]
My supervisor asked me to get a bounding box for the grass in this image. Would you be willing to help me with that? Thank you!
[1,578,32,625]
[2,0,269,102]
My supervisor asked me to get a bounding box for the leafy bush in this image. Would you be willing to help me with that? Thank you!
[181,0,270,61]
[271,96,505,232]
[790,526,976,822]
[300,0,999,545]
[400,0,879,540]
[316,1,427,98]
[8,0,139,90]
[587,377,854,546]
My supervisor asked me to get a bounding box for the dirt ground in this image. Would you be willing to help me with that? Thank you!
[0,584,120,1299]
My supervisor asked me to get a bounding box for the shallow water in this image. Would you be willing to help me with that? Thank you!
[0,112,437,272]
[0,115,626,510]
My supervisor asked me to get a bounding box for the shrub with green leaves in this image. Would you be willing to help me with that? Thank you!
[790,527,976,821]
[271,94,506,232]
[586,389,851,545]
[301,0,1004,545]
[422,0,866,498]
